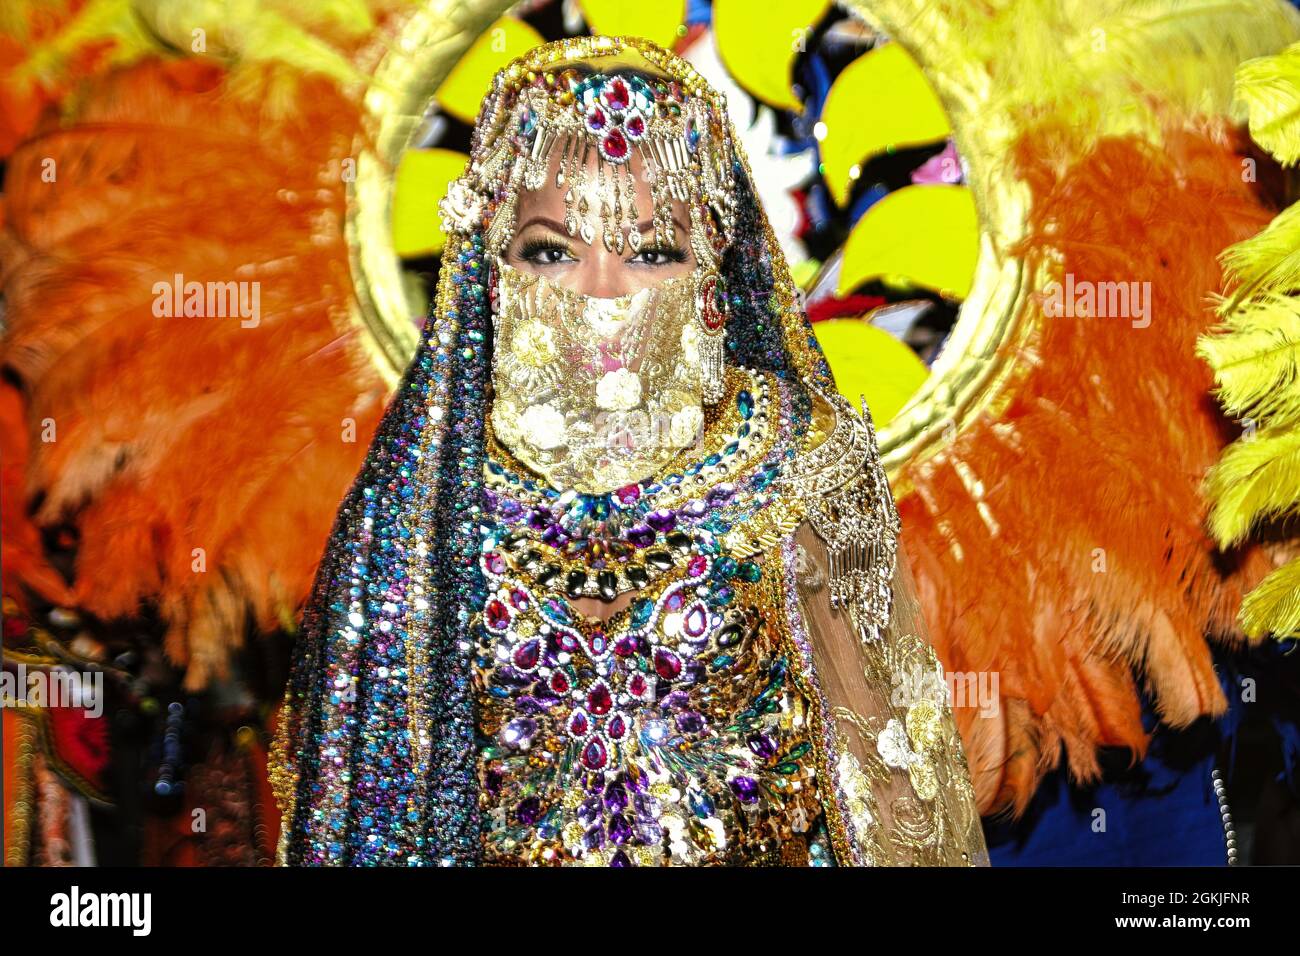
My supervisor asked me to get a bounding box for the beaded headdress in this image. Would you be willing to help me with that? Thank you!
[439,41,739,268]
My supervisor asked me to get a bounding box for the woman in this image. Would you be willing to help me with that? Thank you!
[270,34,990,867]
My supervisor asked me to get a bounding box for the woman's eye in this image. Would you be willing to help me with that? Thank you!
[631,247,686,266]
[518,240,575,265]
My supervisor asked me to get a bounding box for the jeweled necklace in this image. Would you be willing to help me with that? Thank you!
[482,366,794,600]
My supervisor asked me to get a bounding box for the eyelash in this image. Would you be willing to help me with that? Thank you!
[515,236,688,266]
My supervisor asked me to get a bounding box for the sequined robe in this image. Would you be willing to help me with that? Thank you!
[471,365,990,866]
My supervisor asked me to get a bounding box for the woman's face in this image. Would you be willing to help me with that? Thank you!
[504,146,697,297]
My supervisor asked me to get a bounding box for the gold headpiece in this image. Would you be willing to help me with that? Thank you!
[439,36,739,267]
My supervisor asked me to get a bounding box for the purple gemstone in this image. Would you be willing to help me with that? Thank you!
[610,849,631,867]
[646,509,677,533]
[681,499,708,520]
[499,500,523,521]
[604,780,628,812]
[706,483,736,507]
[608,813,632,845]
[635,821,663,845]
[662,690,690,711]
[583,825,605,851]
[500,717,538,749]
[516,796,542,825]
[483,489,500,513]
[747,733,777,760]
[528,507,551,530]
[614,635,640,657]
[541,524,569,548]
[676,711,705,734]
[626,524,655,549]
[578,797,602,827]
[729,776,759,805]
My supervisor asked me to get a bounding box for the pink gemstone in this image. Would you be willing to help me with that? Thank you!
[589,630,607,656]
[628,674,647,697]
[486,599,510,630]
[654,648,682,681]
[510,588,530,610]
[665,589,685,612]
[582,737,608,770]
[601,128,628,161]
[688,555,708,576]
[684,604,707,638]
[512,639,540,669]
[607,714,627,740]
[615,484,641,505]
[585,104,607,131]
[551,671,570,694]
[485,551,506,575]
[604,77,630,112]
[624,110,645,139]
[568,709,589,737]
[587,682,612,715]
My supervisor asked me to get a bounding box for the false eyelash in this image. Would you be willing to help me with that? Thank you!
[632,245,688,263]
[518,237,574,260]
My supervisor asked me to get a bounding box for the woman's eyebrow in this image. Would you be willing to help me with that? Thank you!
[516,216,569,234]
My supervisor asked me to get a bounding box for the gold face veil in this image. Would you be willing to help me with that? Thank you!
[444,62,734,493]
[272,35,988,868]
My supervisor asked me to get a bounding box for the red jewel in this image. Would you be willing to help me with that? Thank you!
[601,128,629,162]
[582,737,608,770]
[512,638,540,669]
[623,110,646,140]
[486,599,510,630]
[654,648,682,681]
[585,104,607,132]
[587,681,612,715]
[603,77,630,112]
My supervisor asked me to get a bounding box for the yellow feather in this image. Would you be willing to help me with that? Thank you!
[1236,40,1300,166]
[1204,426,1300,546]
[1239,557,1300,638]
[1198,291,1300,428]
[1219,198,1300,311]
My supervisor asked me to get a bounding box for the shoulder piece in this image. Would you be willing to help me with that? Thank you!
[777,386,901,640]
